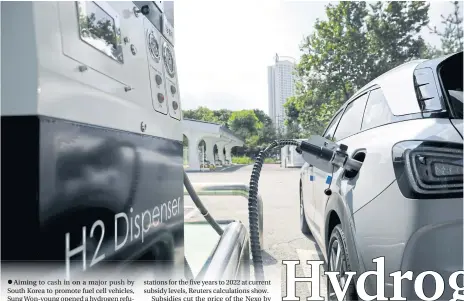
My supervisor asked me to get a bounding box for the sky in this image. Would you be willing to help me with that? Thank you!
[174,0,460,115]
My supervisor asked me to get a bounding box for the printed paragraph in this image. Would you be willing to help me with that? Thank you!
[5,279,135,301]
[143,279,274,301]
[4,277,278,301]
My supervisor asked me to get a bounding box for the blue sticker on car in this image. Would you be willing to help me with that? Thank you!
[326,176,332,185]
[309,175,314,182]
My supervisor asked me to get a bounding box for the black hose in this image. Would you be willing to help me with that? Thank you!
[183,139,300,281]
[248,139,300,281]
[183,170,224,236]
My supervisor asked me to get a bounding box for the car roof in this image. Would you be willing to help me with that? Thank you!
[343,59,426,116]
[416,51,462,70]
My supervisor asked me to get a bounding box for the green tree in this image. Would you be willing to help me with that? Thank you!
[213,109,233,127]
[283,100,303,138]
[183,106,218,123]
[366,1,430,77]
[429,1,463,55]
[228,110,262,138]
[228,110,262,150]
[252,110,275,138]
[421,43,444,59]
[288,1,430,135]
[252,109,278,146]
[253,109,273,126]
[293,2,372,135]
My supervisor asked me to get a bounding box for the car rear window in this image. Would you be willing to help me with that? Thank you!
[439,53,463,119]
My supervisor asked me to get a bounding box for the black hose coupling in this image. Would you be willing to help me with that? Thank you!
[299,140,334,161]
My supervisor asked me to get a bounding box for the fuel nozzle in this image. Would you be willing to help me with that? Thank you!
[298,136,363,173]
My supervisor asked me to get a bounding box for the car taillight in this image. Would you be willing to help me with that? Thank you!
[392,141,463,199]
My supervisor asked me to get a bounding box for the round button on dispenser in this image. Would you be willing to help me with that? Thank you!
[155,74,162,85]
[157,93,165,103]
[141,5,150,15]
[172,101,179,110]
[170,85,177,95]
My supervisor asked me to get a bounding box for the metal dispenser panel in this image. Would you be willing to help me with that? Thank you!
[161,38,181,120]
[143,18,168,114]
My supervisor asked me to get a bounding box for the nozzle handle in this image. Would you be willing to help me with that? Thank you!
[299,141,334,161]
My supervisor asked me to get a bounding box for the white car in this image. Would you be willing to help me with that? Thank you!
[299,52,463,300]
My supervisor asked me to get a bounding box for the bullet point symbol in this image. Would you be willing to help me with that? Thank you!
[8,280,12,284]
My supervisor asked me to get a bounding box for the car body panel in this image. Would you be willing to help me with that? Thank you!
[302,117,462,245]
[301,116,463,298]
[345,60,425,117]
[324,189,367,279]
[344,117,462,214]
[300,51,463,300]
[311,164,328,238]
[450,119,463,137]
[353,180,463,299]
[348,52,461,118]
[301,163,316,226]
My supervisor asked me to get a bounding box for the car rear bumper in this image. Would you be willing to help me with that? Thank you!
[352,180,463,300]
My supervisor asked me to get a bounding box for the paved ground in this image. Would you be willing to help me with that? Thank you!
[184,164,327,299]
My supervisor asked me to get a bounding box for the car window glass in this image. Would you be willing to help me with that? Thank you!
[439,54,463,118]
[448,90,463,119]
[324,111,342,141]
[333,93,369,141]
[361,89,394,131]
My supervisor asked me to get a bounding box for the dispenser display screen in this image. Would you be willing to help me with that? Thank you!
[77,1,124,63]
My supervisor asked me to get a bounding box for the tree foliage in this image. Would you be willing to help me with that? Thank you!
[228,110,262,141]
[286,1,431,135]
[213,109,233,127]
[429,1,463,55]
[183,106,218,123]
[366,1,430,77]
[253,109,278,147]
